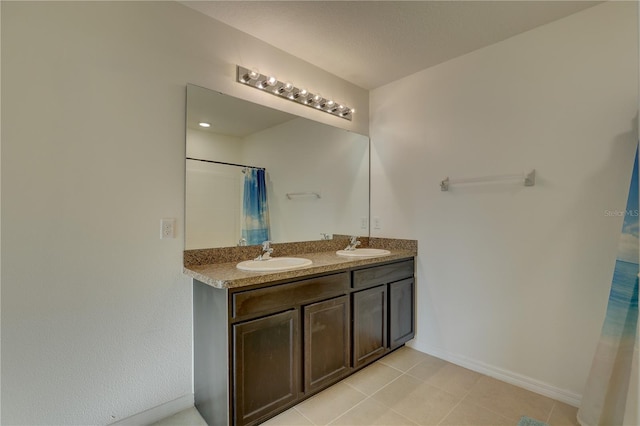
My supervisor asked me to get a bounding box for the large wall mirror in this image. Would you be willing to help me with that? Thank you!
[185,84,370,250]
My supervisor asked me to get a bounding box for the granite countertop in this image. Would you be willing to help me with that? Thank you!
[184,249,416,289]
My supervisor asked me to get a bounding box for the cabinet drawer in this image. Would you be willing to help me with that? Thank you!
[352,259,414,289]
[232,272,349,320]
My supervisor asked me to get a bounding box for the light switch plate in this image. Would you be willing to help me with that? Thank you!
[373,217,381,230]
[160,218,176,239]
[360,217,368,229]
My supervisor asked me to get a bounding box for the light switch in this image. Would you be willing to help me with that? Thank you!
[360,217,368,229]
[160,218,176,239]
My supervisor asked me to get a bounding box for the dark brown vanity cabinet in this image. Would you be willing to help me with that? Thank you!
[388,277,415,350]
[352,285,387,368]
[194,272,352,426]
[303,295,351,393]
[232,309,300,425]
[193,257,414,426]
[352,259,415,369]
[233,298,352,426]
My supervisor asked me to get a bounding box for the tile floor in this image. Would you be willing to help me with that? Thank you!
[154,347,580,426]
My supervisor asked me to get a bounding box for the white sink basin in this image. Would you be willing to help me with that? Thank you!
[336,248,391,257]
[236,257,313,272]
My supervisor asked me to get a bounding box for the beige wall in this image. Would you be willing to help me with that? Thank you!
[0,2,368,424]
[370,1,638,405]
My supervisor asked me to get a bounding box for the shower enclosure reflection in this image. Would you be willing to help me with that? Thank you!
[185,84,370,250]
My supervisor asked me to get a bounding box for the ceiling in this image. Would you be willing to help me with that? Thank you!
[187,84,296,137]
[182,1,601,90]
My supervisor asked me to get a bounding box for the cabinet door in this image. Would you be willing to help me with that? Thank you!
[352,285,387,369]
[233,309,300,426]
[388,278,415,350]
[304,295,350,393]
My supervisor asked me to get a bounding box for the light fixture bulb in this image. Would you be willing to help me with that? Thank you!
[236,65,353,121]
[241,68,260,83]
[295,89,309,100]
[258,75,278,89]
[340,108,355,117]
[275,81,294,95]
[323,99,335,110]
[198,122,211,128]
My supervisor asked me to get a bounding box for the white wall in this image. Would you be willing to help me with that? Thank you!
[370,1,638,404]
[242,118,370,243]
[0,2,3,422]
[186,128,243,164]
[185,119,369,249]
[185,129,244,249]
[0,2,368,424]
[185,161,243,249]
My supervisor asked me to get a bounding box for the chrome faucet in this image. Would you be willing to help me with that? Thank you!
[344,236,361,251]
[255,240,274,261]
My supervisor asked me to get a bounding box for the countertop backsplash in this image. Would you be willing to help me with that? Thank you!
[184,236,417,267]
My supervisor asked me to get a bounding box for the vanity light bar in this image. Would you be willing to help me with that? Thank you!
[236,65,354,121]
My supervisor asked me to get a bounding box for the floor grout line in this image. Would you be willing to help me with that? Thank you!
[292,407,316,426]
[386,405,420,426]
[435,397,464,426]
[366,370,411,396]
[324,395,371,425]
[546,401,557,425]
[434,378,481,426]
[455,396,518,424]
[361,359,400,374]
[303,382,369,425]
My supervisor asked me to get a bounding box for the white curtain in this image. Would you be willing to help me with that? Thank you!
[578,147,639,426]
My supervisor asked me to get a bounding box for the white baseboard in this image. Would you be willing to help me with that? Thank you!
[110,394,194,426]
[414,344,582,408]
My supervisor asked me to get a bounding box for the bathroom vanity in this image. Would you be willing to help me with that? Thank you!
[186,247,415,426]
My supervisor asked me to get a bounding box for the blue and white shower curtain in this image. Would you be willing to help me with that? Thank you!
[577,148,639,426]
[241,168,270,245]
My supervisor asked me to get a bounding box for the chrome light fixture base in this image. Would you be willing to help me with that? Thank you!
[236,65,354,121]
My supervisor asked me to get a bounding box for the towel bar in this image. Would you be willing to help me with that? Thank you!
[286,192,321,199]
[441,170,535,191]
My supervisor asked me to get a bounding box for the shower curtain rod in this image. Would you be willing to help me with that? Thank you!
[186,157,265,171]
